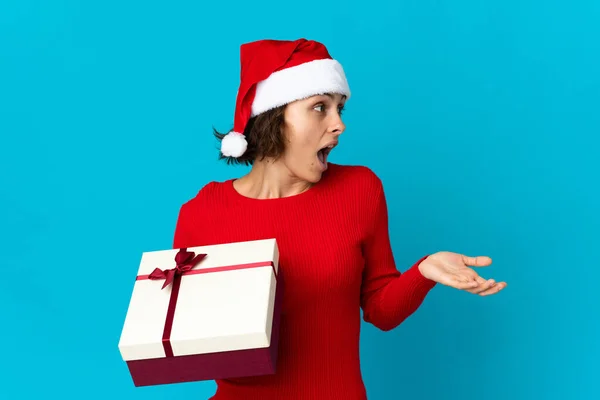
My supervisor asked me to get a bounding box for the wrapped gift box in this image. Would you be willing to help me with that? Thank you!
[118,238,282,387]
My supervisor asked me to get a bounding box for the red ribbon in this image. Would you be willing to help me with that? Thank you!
[136,248,276,358]
[148,248,207,289]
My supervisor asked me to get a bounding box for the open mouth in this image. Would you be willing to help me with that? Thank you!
[317,142,336,170]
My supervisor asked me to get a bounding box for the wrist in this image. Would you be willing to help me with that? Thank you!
[411,255,438,289]
[416,254,431,276]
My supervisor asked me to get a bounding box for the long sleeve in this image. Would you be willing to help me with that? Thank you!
[360,177,437,331]
[172,201,197,249]
[163,164,439,399]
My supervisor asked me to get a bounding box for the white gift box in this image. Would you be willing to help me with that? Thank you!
[118,238,283,386]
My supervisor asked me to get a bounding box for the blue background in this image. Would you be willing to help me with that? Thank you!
[1,1,598,399]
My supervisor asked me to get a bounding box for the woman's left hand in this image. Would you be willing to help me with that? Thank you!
[418,251,507,296]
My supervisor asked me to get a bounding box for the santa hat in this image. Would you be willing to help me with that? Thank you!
[220,38,351,158]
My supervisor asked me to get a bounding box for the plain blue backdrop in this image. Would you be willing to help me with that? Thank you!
[1,1,598,399]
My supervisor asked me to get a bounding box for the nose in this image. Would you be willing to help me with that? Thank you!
[329,115,346,136]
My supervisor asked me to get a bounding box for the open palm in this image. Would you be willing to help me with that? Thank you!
[418,251,507,296]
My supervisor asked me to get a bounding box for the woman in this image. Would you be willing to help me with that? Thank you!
[173,38,506,400]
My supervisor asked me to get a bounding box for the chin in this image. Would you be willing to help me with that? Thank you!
[295,170,321,185]
[288,162,324,184]
[307,169,324,184]
[309,175,322,184]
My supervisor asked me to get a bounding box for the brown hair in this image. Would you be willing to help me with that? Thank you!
[213,105,287,166]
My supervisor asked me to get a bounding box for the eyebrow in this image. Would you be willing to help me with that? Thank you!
[323,93,347,101]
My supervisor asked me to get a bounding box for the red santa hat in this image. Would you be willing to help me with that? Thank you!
[220,38,351,158]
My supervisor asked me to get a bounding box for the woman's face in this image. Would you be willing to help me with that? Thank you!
[279,93,346,183]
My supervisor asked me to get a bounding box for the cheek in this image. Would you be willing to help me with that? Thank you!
[283,116,321,169]
[288,128,318,156]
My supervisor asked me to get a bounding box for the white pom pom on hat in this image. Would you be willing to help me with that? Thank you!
[221,131,247,158]
[221,38,351,158]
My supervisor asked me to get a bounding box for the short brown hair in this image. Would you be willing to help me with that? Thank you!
[213,105,287,166]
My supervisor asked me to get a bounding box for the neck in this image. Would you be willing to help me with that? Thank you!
[233,158,312,199]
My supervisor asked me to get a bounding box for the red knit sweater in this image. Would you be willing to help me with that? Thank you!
[172,163,437,400]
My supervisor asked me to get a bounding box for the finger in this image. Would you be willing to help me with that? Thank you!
[464,274,486,292]
[467,279,496,294]
[446,275,479,290]
[479,282,507,296]
[461,255,492,267]
[475,275,487,285]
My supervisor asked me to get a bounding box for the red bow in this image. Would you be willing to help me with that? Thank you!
[148,248,207,289]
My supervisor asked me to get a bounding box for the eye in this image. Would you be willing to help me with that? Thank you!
[338,105,345,116]
[313,103,325,112]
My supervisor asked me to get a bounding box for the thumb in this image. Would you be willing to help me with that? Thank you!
[461,255,492,267]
